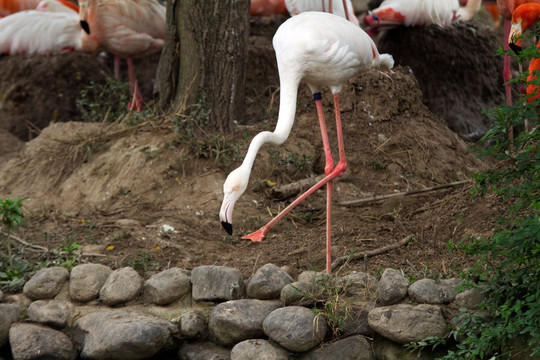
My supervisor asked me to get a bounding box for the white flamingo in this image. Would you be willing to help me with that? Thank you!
[363,0,482,35]
[0,0,97,55]
[219,11,394,273]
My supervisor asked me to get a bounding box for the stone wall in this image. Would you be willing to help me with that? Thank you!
[0,263,484,360]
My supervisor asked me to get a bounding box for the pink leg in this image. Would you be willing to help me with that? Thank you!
[342,0,350,21]
[242,93,348,273]
[126,57,143,111]
[315,95,334,273]
[114,55,120,80]
[503,19,514,146]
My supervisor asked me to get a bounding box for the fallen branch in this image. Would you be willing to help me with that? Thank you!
[337,180,471,207]
[270,172,352,200]
[331,234,414,271]
[270,175,324,200]
[1,231,106,258]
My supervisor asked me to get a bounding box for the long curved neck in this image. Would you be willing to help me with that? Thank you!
[239,77,300,175]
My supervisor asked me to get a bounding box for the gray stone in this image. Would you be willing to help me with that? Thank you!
[377,268,410,305]
[0,303,21,347]
[246,263,293,300]
[9,323,76,360]
[340,301,376,337]
[69,263,112,302]
[209,299,282,346]
[297,271,333,284]
[178,342,230,360]
[368,304,447,344]
[23,267,69,300]
[143,267,191,305]
[192,265,244,301]
[280,281,318,306]
[179,309,208,339]
[76,310,174,360]
[27,300,72,328]
[299,335,373,360]
[263,306,327,353]
[100,266,143,306]
[408,278,463,304]
[453,287,486,309]
[336,271,379,301]
[231,339,289,360]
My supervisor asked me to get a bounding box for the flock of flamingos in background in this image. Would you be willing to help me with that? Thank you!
[0,0,538,110]
[0,0,539,272]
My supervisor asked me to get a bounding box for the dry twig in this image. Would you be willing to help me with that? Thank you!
[331,234,414,271]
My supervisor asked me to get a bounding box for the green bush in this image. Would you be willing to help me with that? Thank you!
[410,28,540,360]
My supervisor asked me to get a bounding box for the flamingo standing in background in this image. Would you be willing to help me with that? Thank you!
[364,0,482,36]
[508,4,540,113]
[495,0,540,143]
[0,0,98,55]
[78,0,166,111]
[219,11,394,273]
[285,0,359,25]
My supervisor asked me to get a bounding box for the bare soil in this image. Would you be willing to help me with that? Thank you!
[0,15,508,281]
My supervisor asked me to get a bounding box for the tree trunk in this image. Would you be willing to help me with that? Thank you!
[154,0,250,133]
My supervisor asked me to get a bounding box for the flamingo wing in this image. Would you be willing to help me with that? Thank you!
[86,0,165,58]
[0,10,83,54]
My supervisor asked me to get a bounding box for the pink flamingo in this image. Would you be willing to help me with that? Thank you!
[219,11,394,273]
[78,0,166,111]
[364,0,482,36]
[508,3,540,117]
[496,0,540,141]
[0,0,97,55]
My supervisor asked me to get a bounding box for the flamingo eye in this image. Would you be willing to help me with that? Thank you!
[232,186,239,192]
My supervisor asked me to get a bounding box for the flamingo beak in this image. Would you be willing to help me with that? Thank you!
[80,20,90,35]
[219,193,237,235]
[509,23,522,55]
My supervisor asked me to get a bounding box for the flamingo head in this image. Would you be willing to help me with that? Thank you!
[509,19,523,54]
[509,3,540,55]
[78,0,90,34]
[219,167,249,235]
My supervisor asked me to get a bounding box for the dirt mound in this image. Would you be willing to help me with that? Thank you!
[0,15,506,279]
[0,52,160,141]
[377,21,506,139]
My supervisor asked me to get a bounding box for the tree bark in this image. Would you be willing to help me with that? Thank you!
[154,0,250,133]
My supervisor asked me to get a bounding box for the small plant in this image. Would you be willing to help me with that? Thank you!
[268,148,313,174]
[0,259,33,293]
[0,197,26,269]
[58,237,81,270]
[77,78,131,122]
[128,252,155,274]
[173,93,245,167]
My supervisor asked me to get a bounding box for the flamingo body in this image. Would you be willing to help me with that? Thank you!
[79,0,166,110]
[220,11,393,272]
[364,0,481,33]
[0,0,97,55]
[79,0,165,59]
